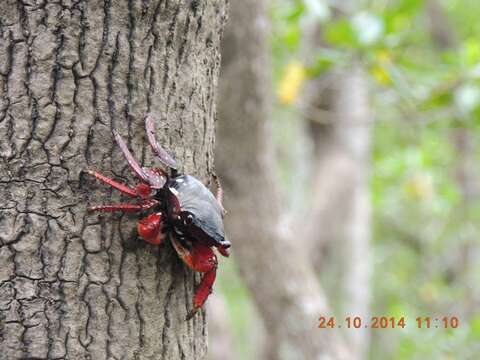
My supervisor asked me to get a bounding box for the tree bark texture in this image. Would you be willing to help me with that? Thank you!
[217,0,350,359]
[0,1,227,359]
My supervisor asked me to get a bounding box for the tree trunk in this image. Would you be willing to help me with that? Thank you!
[299,1,372,356]
[0,1,227,359]
[217,0,350,359]
[303,66,372,360]
[207,294,237,360]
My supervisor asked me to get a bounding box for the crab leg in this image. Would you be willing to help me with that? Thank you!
[88,204,144,213]
[170,236,217,319]
[145,114,178,170]
[113,130,149,182]
[142,168,167,189]
[113,130,168,188]
[88,199,158,213]
[212,174,227,216]
[87,170,138,197]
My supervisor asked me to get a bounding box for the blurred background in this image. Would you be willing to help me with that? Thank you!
[209,0,480,359]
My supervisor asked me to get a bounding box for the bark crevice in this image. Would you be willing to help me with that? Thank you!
[0,1,228,358]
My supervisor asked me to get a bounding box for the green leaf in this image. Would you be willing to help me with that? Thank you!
[306,49,346,77]
[323,19,357,48]
[283,24,301,51]
[461,38,480,66]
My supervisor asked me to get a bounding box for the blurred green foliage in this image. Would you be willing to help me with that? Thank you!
[216,0,480,359]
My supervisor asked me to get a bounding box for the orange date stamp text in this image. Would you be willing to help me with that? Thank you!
[318,316,459,329]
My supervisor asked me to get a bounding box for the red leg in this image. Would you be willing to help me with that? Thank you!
[170,237,218,319]
[113,130,168,188]
[212,174,227,216]
[142,168,167,189]
[87,170,138,197]
[145,114,178,169]
[135,183,152,198]
[113,130,149,182]
[88,199,158,213]
[88,204,144,213]
[138,213,166,245]
[212,175,229,257]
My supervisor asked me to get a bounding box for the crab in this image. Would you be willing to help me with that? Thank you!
[87,114,230,320]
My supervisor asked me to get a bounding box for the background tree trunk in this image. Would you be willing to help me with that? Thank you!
[207,294,237,360]
[216,0,351,359]
[0,1,227,359]
[303,66,372,360]
[299,2,372,356]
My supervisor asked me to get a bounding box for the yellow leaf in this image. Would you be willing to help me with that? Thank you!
[403,174,434,201]
[370,65,391,85]
[376,49,392,64]
[277,62,306,105]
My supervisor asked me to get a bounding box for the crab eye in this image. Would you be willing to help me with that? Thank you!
[184,214,193,226]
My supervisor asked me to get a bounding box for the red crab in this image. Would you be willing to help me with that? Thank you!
[87,114,230,319]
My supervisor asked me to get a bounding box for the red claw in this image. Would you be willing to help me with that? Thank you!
[135,183,151,198]
[170,237,218,318]
[138,213,165,245]
[186,268,217,320]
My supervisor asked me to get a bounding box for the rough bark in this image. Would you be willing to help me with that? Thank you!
[216,0,350,359]
[0,1,227,359]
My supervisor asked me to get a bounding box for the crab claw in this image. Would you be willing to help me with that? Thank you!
[138,213,165,245]
[186,268,216,320]
[170,236,218,319]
